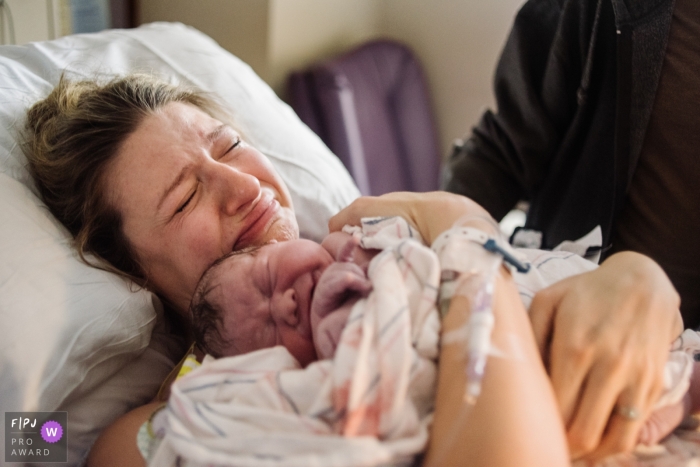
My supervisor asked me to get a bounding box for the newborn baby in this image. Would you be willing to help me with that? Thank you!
[190,227,700,447]
[191,231,376,366]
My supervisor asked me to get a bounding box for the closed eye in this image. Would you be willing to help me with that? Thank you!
[220,137,242,159]
[229,137,242,152]
[176,190,196,213]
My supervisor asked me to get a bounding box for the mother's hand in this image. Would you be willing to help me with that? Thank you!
[529,251,683,462]
[329,191,491,244]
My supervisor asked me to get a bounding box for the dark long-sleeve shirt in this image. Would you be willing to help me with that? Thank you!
[443,0,700,327]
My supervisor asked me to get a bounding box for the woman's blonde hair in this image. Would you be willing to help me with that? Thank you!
[24,73,229,286]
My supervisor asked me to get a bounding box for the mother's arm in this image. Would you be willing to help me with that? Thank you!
[329,191,495,245]
[331,191,683,461]
[425,267,569,466]
[87,401,159,467]
[333,192,569,465]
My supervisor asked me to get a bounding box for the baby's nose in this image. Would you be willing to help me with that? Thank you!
[272,288,298,326]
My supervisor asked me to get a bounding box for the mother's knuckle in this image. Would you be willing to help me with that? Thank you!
[565,335,595,363]
[567,346,591,366]
[611,354,630,373]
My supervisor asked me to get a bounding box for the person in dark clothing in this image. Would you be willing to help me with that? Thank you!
[442,0,699,460]
[444,0,699,327]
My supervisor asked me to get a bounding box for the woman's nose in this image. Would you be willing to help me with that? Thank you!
[213,164,261,217]
[272,288,299,326]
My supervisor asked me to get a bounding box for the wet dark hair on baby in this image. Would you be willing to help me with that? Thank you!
[190,247,261,357]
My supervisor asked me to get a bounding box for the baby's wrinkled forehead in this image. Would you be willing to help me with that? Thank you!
[194,246,262,303]
[204,246,262,289]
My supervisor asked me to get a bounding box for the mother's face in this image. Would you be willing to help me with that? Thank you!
[105,102,299,312]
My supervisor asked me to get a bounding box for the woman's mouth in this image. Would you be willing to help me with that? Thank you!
[235,195,280,250]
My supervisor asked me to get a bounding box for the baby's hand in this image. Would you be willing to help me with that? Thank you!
[321,231,376,272]
[314,306,353,360]
[310,261,372,359]
[637,394,690,446]
[311,262,371,322]
[638,360,700,446]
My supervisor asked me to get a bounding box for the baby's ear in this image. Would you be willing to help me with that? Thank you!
[278,288,300,325]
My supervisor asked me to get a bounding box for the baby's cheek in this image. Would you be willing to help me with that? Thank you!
[289,338,317,367]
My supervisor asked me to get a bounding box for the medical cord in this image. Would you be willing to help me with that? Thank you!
[463,264,499,404]
[427,216,530,466]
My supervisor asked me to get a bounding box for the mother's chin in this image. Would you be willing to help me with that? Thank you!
[234,201,300,251]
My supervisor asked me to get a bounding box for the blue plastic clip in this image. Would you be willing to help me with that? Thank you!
[483,238,531,273]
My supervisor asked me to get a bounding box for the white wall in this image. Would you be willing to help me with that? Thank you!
[379,0,525,155]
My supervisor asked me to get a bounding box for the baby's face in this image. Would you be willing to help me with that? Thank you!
[208,239,333,366]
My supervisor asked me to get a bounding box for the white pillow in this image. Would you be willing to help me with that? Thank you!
[0,22,359,465]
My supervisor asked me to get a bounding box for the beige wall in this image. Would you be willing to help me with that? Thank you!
[378,0,525,155]
[138,0,381,95]
[9,0,526,158]
[138,0,270,80]
[136,0,525,156]
[268,0,380,97]
[3,0,53,44]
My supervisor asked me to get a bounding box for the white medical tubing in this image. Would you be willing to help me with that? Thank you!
[433,214,532,404]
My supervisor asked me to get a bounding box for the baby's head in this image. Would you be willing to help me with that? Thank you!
[190,239,334,366]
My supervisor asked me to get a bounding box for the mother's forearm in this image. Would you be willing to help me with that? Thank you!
[425,269,568,467]
[329,191,493,245]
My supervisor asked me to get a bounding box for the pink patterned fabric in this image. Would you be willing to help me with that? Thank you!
[150,217,440,466]
[150,218,700,467]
